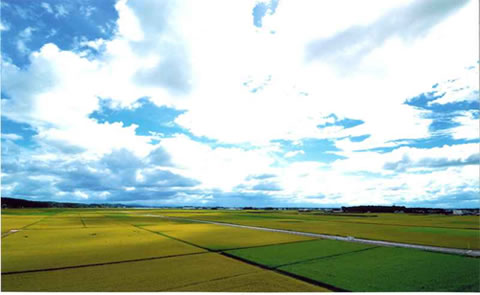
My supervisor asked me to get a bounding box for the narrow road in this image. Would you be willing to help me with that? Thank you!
[152,215,480,257]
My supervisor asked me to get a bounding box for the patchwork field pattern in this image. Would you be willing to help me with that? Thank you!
[2,208,479,292]
[225,238,480,291]
[160,210,480,249]
[1,209,328,292]
[279,246,480,292]
[3,252,329,292]
[2,227,204,273]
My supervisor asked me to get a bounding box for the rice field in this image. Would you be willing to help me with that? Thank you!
[1,208,479,292]
[225,238,480,291]
[142,219,314,250]
[2,227,204,273]
[159,210,480,249]
[2,252,327,292]
[279,246,480,292]
[226,239,376,268]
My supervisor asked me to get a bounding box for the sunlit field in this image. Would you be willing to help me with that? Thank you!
[2,208,479,292]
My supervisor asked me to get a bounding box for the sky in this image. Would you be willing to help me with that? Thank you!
[1,0,479,208]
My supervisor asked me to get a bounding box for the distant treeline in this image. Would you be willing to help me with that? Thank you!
[341,205,479,214]
[1,197,137,209]
[2,197,478,213]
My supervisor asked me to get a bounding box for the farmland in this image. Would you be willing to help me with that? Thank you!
[2,208,479,292]
[227,240,480,292]
[157,210,480,249]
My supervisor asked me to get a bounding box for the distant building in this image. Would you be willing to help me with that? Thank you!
[453,210,464,215]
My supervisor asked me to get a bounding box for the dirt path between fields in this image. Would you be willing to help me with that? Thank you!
[1,229,20,238]
[151,215,480,257]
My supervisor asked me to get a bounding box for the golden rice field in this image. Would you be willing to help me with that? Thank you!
[3,252,326,292]
[1,208,479,292]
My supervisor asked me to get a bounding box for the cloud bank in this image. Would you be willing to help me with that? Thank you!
[1,0,478,207]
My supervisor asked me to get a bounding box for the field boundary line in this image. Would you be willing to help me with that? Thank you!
[133,225,213,251]
[220,252,348,292]
[273,246,380,268]
[79,214,87,228]
[2,211,62,239]
[161,270,262,291]
[156,215,480,257]
[130,219,338,291]
[1,251,206,276]
[215,237,321,252]
[101,214,209,251]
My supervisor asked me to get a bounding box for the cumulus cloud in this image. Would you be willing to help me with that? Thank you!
[1,0,478,207]
[116,0,192,94]
[1,142,200,203]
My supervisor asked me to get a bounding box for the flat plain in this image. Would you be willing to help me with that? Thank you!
[1,208,479,292]
[158,210,480,249]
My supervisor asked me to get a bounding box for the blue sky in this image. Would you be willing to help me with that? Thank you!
[1,0,479,208]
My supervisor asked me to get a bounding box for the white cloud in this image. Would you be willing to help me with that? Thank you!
[1,133,23,141]
[159,134,277,191]
[46,29,57,39]
[428,65,479,105]
[450,111,480,140]
[73,190,89,199]
[80,5,96,18]
[169,0,476,149]
[40,3,69,18]
[41,2,53,14]
[0,21,10,31]
[54,4,69,18]
[284,150,304,158]
[2,0,478,206]
[16,27,36,55]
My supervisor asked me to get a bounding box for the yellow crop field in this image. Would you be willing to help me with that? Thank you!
[3,253,278,292]
[2,227,204,272]
[142,220,315,250]
[27,215,85,229]
[173,270,329,292]
[80,215,127,227]
[1,215,44,234]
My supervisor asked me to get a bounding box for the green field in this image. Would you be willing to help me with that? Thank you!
[280,247,480,292]
[226,239,480,291]
[2,208,479,292]
[226,239,376,267]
